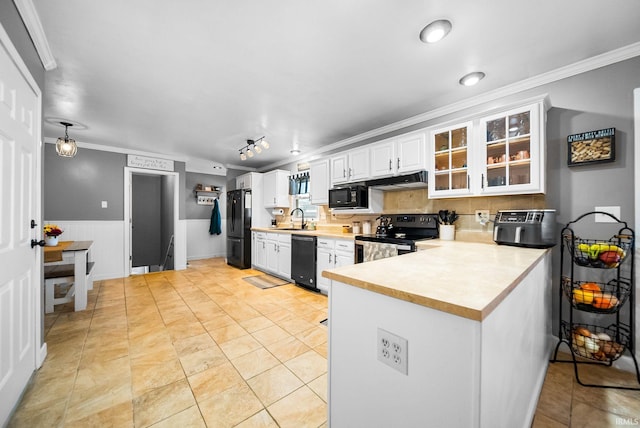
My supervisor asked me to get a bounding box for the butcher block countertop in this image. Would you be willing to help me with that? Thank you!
[322,239,550,321]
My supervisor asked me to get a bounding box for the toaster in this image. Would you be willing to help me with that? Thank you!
[493,209,557,248]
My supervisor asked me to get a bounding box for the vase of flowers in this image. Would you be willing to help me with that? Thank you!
[43,224,63,246]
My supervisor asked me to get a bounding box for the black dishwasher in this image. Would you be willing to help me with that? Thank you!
[291,234,317,291]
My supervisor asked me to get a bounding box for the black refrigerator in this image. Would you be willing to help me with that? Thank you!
[227,189,252,269]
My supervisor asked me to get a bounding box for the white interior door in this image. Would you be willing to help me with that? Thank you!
[0,25,42,424]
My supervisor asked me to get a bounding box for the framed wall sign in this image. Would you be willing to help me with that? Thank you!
[567,128,615,166]
[127,154,174,171]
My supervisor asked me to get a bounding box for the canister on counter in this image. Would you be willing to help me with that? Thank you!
[352,221,361,234]
[362,220,371,234]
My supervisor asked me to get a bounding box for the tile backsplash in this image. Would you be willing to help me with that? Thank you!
[279,189,546,234]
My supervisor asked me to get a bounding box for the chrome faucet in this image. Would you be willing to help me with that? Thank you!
[290,208,306,230]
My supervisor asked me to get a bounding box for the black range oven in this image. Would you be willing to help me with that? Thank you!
[354,213,439,263]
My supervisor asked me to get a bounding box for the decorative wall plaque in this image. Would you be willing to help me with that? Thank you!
[127,155,174,171]
[567,128,615,166]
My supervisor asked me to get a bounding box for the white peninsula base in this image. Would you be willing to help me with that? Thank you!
[328,251,552,428]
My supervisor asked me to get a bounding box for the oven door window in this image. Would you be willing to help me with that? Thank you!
[363,242,398,262]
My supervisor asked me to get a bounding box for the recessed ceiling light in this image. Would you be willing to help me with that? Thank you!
[290,149,301,156]
[419,19,452,44]
[459,71,485,86]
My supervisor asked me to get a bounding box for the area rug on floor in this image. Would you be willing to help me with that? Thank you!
[243,274,290,289]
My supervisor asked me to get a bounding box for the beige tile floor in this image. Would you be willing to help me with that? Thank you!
[8,257,640,427]
[10,258,328,428]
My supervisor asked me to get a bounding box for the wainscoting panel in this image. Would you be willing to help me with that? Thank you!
[186,219,226,261]
[44,220,126,280]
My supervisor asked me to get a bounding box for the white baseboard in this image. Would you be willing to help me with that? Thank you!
[37,343,47,368]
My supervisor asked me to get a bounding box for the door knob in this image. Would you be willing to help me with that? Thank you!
[31,239,45,248]
[31,219,37,229]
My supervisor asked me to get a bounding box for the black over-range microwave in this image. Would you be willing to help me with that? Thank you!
[328,185,368,209]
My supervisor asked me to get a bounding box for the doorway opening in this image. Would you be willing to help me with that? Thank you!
[124,167,179,276]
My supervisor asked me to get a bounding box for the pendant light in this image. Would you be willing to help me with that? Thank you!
[56,122,78,157]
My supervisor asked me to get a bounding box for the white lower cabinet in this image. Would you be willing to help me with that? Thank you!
[276,234,291,279]
[316,238,354,294]
[256,232,291,280]
[253,232,267,270]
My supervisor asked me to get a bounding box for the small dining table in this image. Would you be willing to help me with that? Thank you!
[43,241,94,311]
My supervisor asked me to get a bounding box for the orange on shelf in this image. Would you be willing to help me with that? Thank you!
[580,282,601,292]
[592,293,619,310]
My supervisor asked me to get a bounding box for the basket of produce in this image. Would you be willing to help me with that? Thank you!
[561,277,631,313]
[562,322,628,362]
[564,235,632,269]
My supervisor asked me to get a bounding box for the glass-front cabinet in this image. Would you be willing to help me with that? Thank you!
[428,100,545,198]
[479,103,542,194]
[429,122,473,197]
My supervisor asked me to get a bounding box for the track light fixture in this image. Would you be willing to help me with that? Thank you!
[56,121,78,157]
[239,136,269,160]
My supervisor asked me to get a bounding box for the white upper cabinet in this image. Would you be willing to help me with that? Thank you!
[263,169,290,207]
[309,159,330,205]
[370,141,396,178]
[236,172,253,189]
[429,99,546,198]
[396,132,426,174]
[370,131,427,178]
[330,147,369,185]
[429,122,474,198]
[478,102,544,195]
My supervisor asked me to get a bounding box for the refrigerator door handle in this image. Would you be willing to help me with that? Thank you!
[231,199,236,233]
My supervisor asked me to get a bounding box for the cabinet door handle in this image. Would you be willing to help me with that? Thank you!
[397,157,400,169]
[481,173,485,190]
[349,168,352,178]
[389,159,392,171]
[467,175,470,189]
[329,253,332,263]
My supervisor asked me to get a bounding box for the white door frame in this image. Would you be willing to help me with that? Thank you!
[634,88,639,362]
[123,167,180,276]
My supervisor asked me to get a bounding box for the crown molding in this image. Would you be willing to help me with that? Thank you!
[14,0,57,71]
[43,137,189,162]
[263,41,640,171]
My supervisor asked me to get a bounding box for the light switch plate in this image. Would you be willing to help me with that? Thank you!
[594,206,620,223]
[101,201,108,208]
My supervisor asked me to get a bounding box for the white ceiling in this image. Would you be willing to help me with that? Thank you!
[31,0,640,171]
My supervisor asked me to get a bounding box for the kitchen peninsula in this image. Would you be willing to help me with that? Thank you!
[323,240,552,428]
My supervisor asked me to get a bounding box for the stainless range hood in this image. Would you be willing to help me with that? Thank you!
[365,170,428,190]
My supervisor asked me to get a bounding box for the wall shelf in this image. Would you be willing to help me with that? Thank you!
[194,184,222,205]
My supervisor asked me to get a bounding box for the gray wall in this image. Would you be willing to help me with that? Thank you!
[44,145,187,220]
[185,172,226,220]
[44,145,125,220]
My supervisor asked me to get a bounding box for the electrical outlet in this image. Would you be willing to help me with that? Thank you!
[475,210,490,223]
[377,328,408,375]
